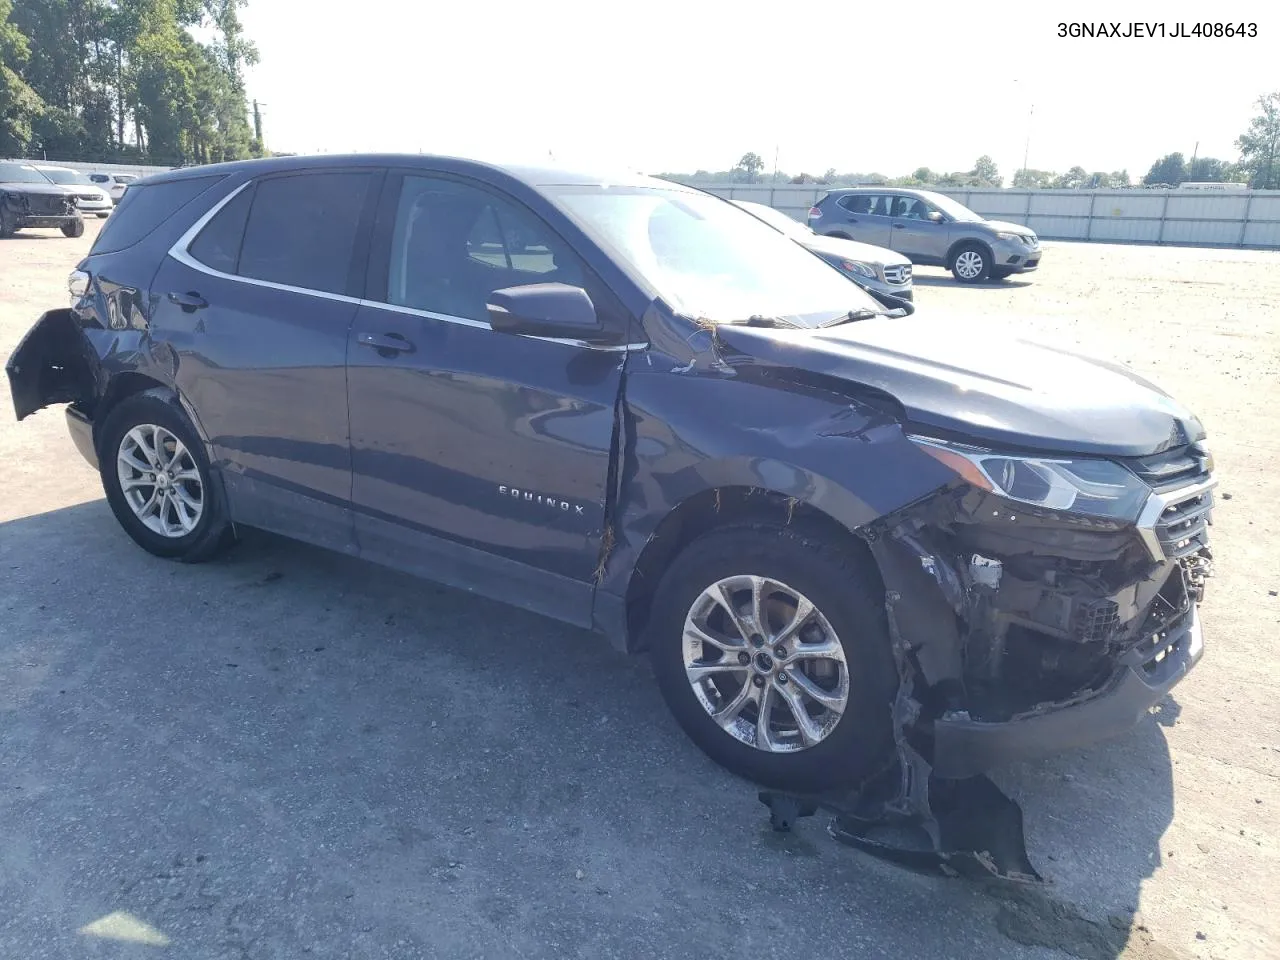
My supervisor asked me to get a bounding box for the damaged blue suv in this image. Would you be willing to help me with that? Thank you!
[7,155,1215,803]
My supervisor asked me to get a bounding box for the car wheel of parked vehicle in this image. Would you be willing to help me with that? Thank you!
[649,523,897,792]
[99,394,233,562]
[949,243,990,283]
[0,208,16,238]
[61,217,85,238]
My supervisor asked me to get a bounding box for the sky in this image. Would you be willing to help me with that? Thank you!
[237,1,1276,182]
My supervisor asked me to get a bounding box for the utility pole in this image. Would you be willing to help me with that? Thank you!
[1021,103,1033,182]
[772,144,779,183]
[252,100,265,153]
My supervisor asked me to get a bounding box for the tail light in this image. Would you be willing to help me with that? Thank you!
[807,206,821,219]
[68,269,90,299]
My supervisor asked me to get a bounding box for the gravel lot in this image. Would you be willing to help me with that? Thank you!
[2,221,1277,960]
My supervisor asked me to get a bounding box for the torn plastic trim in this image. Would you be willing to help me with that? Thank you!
[5,309,100,421]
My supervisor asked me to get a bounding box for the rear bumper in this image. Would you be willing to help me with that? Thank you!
[932,606,1203,778]
[66,403,98,469]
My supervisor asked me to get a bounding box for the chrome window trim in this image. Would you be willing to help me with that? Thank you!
[1136,475,1217,561]
[167,180,647,354]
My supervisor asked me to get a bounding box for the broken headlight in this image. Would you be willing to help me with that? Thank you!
[911,437,1150,520]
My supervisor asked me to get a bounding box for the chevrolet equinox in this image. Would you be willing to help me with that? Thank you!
[6,155,1216,795]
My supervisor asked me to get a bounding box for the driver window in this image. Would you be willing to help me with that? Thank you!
[384,175,623,330]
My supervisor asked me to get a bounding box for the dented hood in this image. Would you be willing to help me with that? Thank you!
[716,316,1205,457]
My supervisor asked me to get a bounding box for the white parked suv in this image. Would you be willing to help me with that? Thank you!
[35,166,113,217]
[87,172,137,204]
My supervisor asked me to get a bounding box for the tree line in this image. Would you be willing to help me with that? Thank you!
[668,92,1280,191]
[0,0,262,167]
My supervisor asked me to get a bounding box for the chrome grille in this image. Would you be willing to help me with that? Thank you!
[882,264,912,285]
[1130,442,1215,560]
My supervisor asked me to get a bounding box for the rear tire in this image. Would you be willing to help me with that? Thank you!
[61,217,85,238]
[949,242,991,283]
[649,523,897,792]
[98,394,233,562]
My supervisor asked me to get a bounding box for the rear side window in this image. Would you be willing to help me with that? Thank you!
[91,175,225,254]
[838,193,890,216]
[188,185,255,274]
[236,173,373,295]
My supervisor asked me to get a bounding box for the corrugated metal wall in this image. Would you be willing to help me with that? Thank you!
[688,183,1280,249]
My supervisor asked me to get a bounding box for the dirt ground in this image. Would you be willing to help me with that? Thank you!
[2,220,1277,960]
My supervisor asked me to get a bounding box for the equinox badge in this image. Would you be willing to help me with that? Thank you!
[498,485,585,515]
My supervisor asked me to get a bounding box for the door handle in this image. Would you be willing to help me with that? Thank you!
[167,291,207,310]
[845,217,858,223]
[357,331,415,355]
[893,223,906,229]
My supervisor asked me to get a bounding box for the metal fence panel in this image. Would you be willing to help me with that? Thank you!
[677,181,1280,249]
[1244,220,1280,246]
[1166,194,1250,220]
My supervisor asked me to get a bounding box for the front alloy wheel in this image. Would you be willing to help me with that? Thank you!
[683,575,849,752]
[649,523,897,792]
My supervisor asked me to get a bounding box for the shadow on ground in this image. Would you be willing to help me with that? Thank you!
[0,501,1183,959]
[911,274,1036,289]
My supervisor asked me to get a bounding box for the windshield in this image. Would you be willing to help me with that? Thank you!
[39,168,92,185]
[735,201,811,240]
[0,162,54,184]
[549,186,880,327]
[919,191,984,222]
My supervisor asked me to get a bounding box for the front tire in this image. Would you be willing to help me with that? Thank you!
[649,523,897,792]
[0,207,16,238]
[61,217,85,238]
[949,242,990,283]
[98,394,232,562]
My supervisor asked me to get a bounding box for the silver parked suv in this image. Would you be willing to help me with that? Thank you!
[808,188,1042,283]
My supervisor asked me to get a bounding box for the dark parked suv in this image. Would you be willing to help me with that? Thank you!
[8,155,1215,802]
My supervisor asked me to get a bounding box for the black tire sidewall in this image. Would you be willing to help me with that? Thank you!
[649,524,898,792]
[62,218,85,238]
[98,395,227,561]
[950,242,991,283]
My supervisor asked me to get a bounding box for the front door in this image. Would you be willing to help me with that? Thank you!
[345,172,631,626]
[151,169,380,548]
[888,194,950,262]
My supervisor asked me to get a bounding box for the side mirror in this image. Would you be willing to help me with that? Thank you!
[487,283,602,341]
[926,211,944,223]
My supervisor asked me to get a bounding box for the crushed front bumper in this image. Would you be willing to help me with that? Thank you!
[932,605,1202,778]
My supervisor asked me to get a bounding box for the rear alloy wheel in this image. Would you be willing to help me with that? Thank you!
[950,243,990,283]
[650,524,897,792]
[99,394,233,562]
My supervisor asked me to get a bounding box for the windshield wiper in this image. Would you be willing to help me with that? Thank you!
[743,314,800,328]
[821,308,884,327]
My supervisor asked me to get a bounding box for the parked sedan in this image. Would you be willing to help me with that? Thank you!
[731,199,913,301]
[7,156,1214,808]
[808,187,1042,284]
[35,165,113,217]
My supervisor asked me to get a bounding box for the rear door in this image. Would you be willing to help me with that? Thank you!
[888,194,949,261]
[149,168,381,549]
[832,193,893,246]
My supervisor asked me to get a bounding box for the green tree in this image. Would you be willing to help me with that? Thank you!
[733,151,764,183]
[971,155,1000,186]
[1052,166,1088,189]
[1142,152,1186,186]
[910,166,936,183]
[1110,169,1131,188]
[1183,157,1232,182]
[1011,168,1054,188]
[0,0,46,155]
[1236,92,1280,189]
